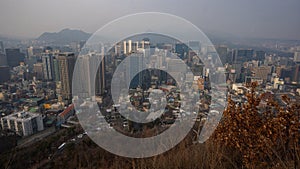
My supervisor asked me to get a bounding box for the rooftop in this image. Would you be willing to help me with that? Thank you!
[2,111,40,121]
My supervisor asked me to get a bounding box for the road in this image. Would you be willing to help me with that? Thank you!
[17,127,56,148]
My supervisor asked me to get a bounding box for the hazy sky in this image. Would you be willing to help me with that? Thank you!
[0,0,299,40]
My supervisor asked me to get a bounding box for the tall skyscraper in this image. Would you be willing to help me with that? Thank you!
[53,56,61,82]
[294,51,300,63]
[126,52,144,88]
[5,48,25,67]
[123,41,127,54]
[132,41,138,52]
[114,42,122,56]
[216,45,228,65]
[33,63,44,80]
[235,49,254,62]
[128,40,132,54]
[233,62,243,82]
[42,53,54,80]
[167,58,187,83]
[279,67,294,83]
[255,51,266,61]
[0,41,4,54]
[0,41,10,84]
[95,52,106,96]
[0,66,10,84]
[76,54,92,97]
[175,43,188,59]
[231,49,254,63]
[227,50,234,64]
[57,53,75,100]
[0,39,6,67]
[27,47,34,58]
[75,51,106,97]
[0,53,7,66]
[293,64,300,83]
[122,40,133,54]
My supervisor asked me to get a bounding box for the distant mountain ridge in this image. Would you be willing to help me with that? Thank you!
[37,28,91,44]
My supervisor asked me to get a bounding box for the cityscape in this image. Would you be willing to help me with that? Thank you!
[0,1,300,169]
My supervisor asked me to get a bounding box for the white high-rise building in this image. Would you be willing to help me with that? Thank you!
[75,51,106,98]
[126,52,144,87]
[76,54,92,97]
[294,51,300,63]
[0,111,44,136]
[128,40,132,54]
[122,40,133,54]
[123,41,127,54]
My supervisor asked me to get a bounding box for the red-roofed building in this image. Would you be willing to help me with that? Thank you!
[56,104,74,126]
